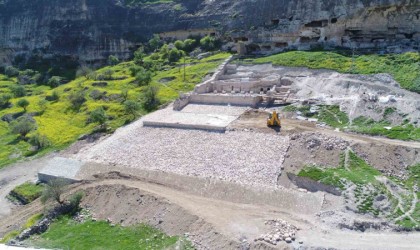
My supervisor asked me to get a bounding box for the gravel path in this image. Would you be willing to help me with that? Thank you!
[75,127,290,188]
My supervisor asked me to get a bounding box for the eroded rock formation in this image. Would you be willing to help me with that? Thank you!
[0,0,418,64]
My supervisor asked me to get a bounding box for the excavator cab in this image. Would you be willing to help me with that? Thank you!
[267,111,281,127]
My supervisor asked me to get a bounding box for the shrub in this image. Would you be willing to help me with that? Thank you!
[0,94,12,109]
[46,91,60,102]
[69,191,84,214]
[41,179,68,205]
[47,76,62,88]
[183,38,197,52]
[29,133,51,150]
[174,40,185,50]
[129,65,143,77]
[10,115,37,138]
[141,86,160,111]
[148,34,162,52]
[37,99,48,113]
[108,55,119,66]
[120,89,129,102]
[76,66,93,78]
[17,69,41,85]
[89,89,104,100]
[68,91,86,111]
[200,35,219,51]
[123,100,140,119]
[89,107,107,128]
[103,69,114,80]
[17,98,30,112]
[159,44,170,60]
[9,85,26,97]
[4,66,19,77]
[135,69,152,86]
[134,47,146,65]
[168,48,183,63]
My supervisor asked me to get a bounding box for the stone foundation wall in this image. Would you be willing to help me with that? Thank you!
[190,94,262,108]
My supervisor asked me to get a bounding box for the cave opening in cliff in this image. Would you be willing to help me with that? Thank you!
[331,18,338,23]
[304,20,328,28]
[271,19,280,25]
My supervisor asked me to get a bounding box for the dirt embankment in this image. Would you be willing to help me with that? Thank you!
[81,184,242,250]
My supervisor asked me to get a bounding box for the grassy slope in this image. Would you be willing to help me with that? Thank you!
[0,53,230,168]
[298,153,419,228]
[252,51,420,93]
[283,105,420,141]
[28,216,192,250]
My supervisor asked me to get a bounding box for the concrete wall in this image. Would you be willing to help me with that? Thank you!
[173,95,191,111]
[212,79,280,93]
[190,94,262,107]
[194,56,233,94]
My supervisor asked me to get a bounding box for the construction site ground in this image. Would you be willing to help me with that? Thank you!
[1,102,419,249]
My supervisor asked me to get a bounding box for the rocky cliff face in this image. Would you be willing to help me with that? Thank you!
[0,0,419,65]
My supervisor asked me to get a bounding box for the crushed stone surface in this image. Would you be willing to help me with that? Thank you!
[75,126,290,188]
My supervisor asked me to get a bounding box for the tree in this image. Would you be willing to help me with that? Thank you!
[174,40,184,50]
[200,35,218,51]
[89,107,107,129]
[29,133,51,150]
[148,34,162,52]
[108,55,119,66]
[10,115,37,138]
[68,91,86,111]
[47,76,62,88]
[141,86,160,111]
[159,44,170,60]
[37,99,48,114]
[183,39,196,52]
[76,66,93,78]
[41,179,68,205]
[4,66,19,77]
[9,85,26,97]
[0,94,12,109]
[135,69,152,86]
[134,47,146,65]
[17,98,29,112]
[123,100,140,119]
[168,48,183,63]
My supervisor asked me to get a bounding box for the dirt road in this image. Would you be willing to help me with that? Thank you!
[2,175,419,250]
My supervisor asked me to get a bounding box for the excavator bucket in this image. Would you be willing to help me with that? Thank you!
[267,111,281,127]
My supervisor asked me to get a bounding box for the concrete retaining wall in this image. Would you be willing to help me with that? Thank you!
[194,56,233,94]
[173,95,191,111]
[190,94,262,107]
[142,120,227,132]
[287,173,341,196]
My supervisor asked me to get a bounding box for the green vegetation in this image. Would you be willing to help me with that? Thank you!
[9,182,44,204]
[0,52,230,168]
[350,116,420,141]
[298,153,419,228]
[28,216,192,250]
[283,104,420,141]
[0,213,43,243]
[253,51,420,93]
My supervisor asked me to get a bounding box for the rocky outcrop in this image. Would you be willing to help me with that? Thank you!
[0,0,419,64]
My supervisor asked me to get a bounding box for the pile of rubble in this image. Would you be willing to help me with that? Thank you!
[291,132,349,151]
[255,219,300,245]
[76,127,290,188]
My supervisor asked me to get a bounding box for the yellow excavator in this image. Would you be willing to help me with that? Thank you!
[267,111,281,127]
